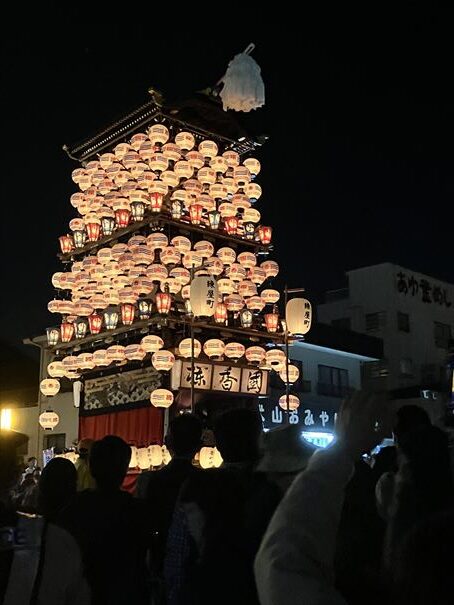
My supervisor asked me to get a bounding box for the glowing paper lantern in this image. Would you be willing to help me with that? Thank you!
[106,346,126,364]
[237,252,257,269]
[178,338,202,358]
[265,310,280,333]
[224,216,239,235]
[59,235,74,254]
[239,308,254,328]
[210,155,228,175]
[219,202,236,218]
[147,264,168,283]
[190,276,218,317]
[243,157,261,178]
[160,246,181,266]
[74,319,88,339]
[47,361,65,378]
[162,142,181,161]
[279,394,300,411]
[285,298,312,336]
[141,335,164,353]
[77,353,95,370]
[175,131,195,152]
[224,342,245,360]
[203,339,225,359]
[182,251,203,269]
[115,208,131,228]
[245,346,266,364]
[233,165,251,188]
[156,291,172,314]
[224,294,244,312]
[189,204,203,225]
[150,388,174,408]
[226,263,246,283]
[104,308,119,330]
[217,247,236,265]
[244,182,262,203]
[208,210,221,230]
[261,289,280,304]
[258,225,272,245]
[246,296,265,312]
[217,278,235,295]
[199,140,218,160]
[171,236,191,254]
[193,240,215,258]
[121,303,135,325]
[93,349,109,366]
[265,349,286,370]
[138,299,153,320]
[203,257,223,277]
[214,302,228,323]
[125,344,146,361]
[238,280,257,298]
[223,150,240,167]
[40,379,60,397]
[250,267,267,285]
[170,267,190,286]
[147,233,169,251]
[171,200,183,220]
[88,313,103,334]
[149,444,163,467]
[60,322,74,343]
[279,364,301,384]
[186,151,204,170]
[39,410,60,430]
[261,260,279,278]
[151,350,175,372]
[148,123,169,145]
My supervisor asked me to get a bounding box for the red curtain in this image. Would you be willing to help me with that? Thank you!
[79,406,164,448]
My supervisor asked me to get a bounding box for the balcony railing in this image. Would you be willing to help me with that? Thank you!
[317,382,352,398]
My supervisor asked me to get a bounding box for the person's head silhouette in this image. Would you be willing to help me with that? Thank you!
[166,413,202,459]
[89,435,131,491]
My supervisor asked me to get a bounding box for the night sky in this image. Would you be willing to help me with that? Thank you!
[2,5,453,355]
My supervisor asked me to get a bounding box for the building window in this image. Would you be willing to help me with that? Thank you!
[399,358,413,376]
[332,317,351,331]
[397,312,410,333]
[317,365,350,397]
[434,322,451,349]
[365,312,386,332]
[43,433,66,452]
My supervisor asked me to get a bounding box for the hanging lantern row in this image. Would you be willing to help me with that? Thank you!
[65,125,267,247]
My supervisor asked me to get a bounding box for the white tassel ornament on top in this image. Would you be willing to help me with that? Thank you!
[219,43,265,113]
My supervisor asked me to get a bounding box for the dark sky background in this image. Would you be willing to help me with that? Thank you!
[2,4,454,357]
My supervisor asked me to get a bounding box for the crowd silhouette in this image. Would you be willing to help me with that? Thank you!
[1,393,454,605]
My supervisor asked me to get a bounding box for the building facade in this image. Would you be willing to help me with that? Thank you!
[318,263,454,409]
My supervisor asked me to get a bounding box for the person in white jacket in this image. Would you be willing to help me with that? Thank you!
[254,391,389,605]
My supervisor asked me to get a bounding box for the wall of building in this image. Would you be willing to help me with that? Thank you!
[318,263,454,390]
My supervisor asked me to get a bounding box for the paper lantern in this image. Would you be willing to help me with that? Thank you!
[224,294,244,312]
[208,209,221,230]
[46,327,60,346]
[148,124,169,146]
[224,216,239,235]
[238,280,257,298]
[186,151,205,170]
[59,235,74,254]
[170,267,190,286]
[261,289,280,304]
[149,444,163,467]
[189,203,203,225]
[279,394,300,411]
[226,263,246,283]
[261,260,279,278]
[93,349,109,366]
[171,199,183,220]
[74,319,88,339]
[237,252,257,269]
[175,131,195,152]
[178,338,202,358]
[160,278,181,295]
[279,364,301,384]
[160,246,181,266]
[190,276,218,317]
[171,235,191,253]
[182,251,203,269]
[152,350,175,372]
[156,291,172,314]
[39,410,60,431]
[250,267,267,285]
[115,208,131,228]
[147,264,168,283]
[224,342,245,360]
[203,339,225,359]
[131,200,146,222]
[244,182,262,203]
[258,225,272,245]
[231,193,251,213]
[218,278,235,295]
[130,132,148,151]
[77,353,95,370]
[210,155,228,175]
[106,346,126,363]
[138,299,153,320]
[222,150,240,167]
[161,142,181,162]
[243,157,261,178]
[104,308,119,330]
[40,378,60,397]
[219,202,236,218]
[88,313,103,334]
[243,222,256,240]
[121,303,135,325]
[246,296,265,312]
[124,344,146,361]
[136,447,150,470]
[233,165,251,188]
[133,277,154,297]
[141,335,164,353]
[47,361,65,378]
[245,346,266,364]
[147,233,169,251]
[181,285,191,299]
[265,310,280,333]
[199,447,217,469]
[214,302,228,324]
[60,322,74,343]
[194,240,215,258]
[150,388,174,408]
[239,308,253,328]
[285,298,312,336]
[129,446,138,469]
[265,349,286,370]
[209,182,228,200]
[199,139,219,160]
[217,247,236,265]
[204,257,224,276]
